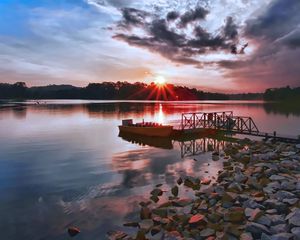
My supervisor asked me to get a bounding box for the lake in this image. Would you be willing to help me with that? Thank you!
[0,100,299,240]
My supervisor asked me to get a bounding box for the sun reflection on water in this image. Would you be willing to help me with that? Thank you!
[155,103,165,124]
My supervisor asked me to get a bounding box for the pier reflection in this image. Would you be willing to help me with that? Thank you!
[179,138,228,158]
[118,132,233,158]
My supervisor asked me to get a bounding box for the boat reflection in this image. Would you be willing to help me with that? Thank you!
[119,132,234,158]
[118,132,173,149]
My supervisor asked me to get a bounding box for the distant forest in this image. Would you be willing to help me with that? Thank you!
[0,81,296,101]
[264,86,300,102]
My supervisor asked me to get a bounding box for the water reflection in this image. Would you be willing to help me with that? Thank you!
[0,100,300,240]
[118,132,173,149]
[263,102,300,117]
[179,138,229,158]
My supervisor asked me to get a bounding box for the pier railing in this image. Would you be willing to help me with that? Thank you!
[170,111,299,143]
[181,111,234,130]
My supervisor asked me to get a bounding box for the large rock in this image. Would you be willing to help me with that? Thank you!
[240,232,253,240]
[248,208,263,221]
[269,175,286,181]
[282,198,298,205]
[270,233,294,240]
[291,227,300,240]
[266,214,286,226]
[243,199,264,209]
[199,228,215,237]
[256,215,272,227]
[245,222,271,238]
[264,199,288,214]
[286,208,300,227]
[275,191,296,201]
[224,207,245,222]
[261,233,271,240]
[270,224,289,234]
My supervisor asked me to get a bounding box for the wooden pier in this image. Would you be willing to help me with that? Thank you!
[170,111,300,143]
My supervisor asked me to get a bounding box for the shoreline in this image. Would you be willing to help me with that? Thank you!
[108,138,300,240]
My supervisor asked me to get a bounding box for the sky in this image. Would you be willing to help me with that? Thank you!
[0,0,300,93]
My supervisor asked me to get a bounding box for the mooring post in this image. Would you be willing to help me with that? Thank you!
[181,114,183,130]
[274,131,276,137]
[193,113,196,129]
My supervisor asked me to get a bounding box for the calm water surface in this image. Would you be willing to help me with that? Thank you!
[0,100,299,240]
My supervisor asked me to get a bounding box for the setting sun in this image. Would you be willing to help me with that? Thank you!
[155,76,166,86]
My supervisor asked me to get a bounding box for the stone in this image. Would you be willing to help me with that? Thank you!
[151,188,163,196]
[240,232,253,240]
[189,214,206,224]
[267,181,281,190]
[280,152,296,157]
[139,219,153,231]
[243,199,264,209]
[227,182,243,192]
[266,214,286,225]
[286,208,300,227]
[201,178,211,185]
[269,175,286,181]
[106,230,128,240]
[261,233,271,240]
[199,228,215,237]
[140,207,152,219]
[245,222,271,238]
[282,198,298,205]
[270,224,289,234]
[256,215,272,227]
[266,209,277,214]
[275,191,296,201]
[264,200,288,214]
[235,173,248,183]
[224,208,245,222]
[68,227,80,237]
[270,233,294,240]
[291,227,300,240]
[248,208,263,221]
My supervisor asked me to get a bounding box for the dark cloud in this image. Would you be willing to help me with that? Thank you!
[245,0,300,41]
[223,17,238,40]
[119,8,150,27]
[281,29,300,49]
[216,0,300,89]
[149,19,186,47]
[113,6,242,66]
[179,7,209,27]
[166,11,179,21]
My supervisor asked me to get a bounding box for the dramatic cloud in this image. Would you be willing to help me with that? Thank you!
[223,0,300,90]
[119,8,149,27]
[245,0,300,42]
[166,11,179,21]
[1,0,299,92]
[113,6,242,66]
[179,7,209,27]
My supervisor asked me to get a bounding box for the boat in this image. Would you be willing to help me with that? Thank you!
[118,119,173,137]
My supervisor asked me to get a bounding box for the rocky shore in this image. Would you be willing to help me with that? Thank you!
[108,139,300,240]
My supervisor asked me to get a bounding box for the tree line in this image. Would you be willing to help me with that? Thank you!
[0,81,264,100]
[263,86,300,101]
